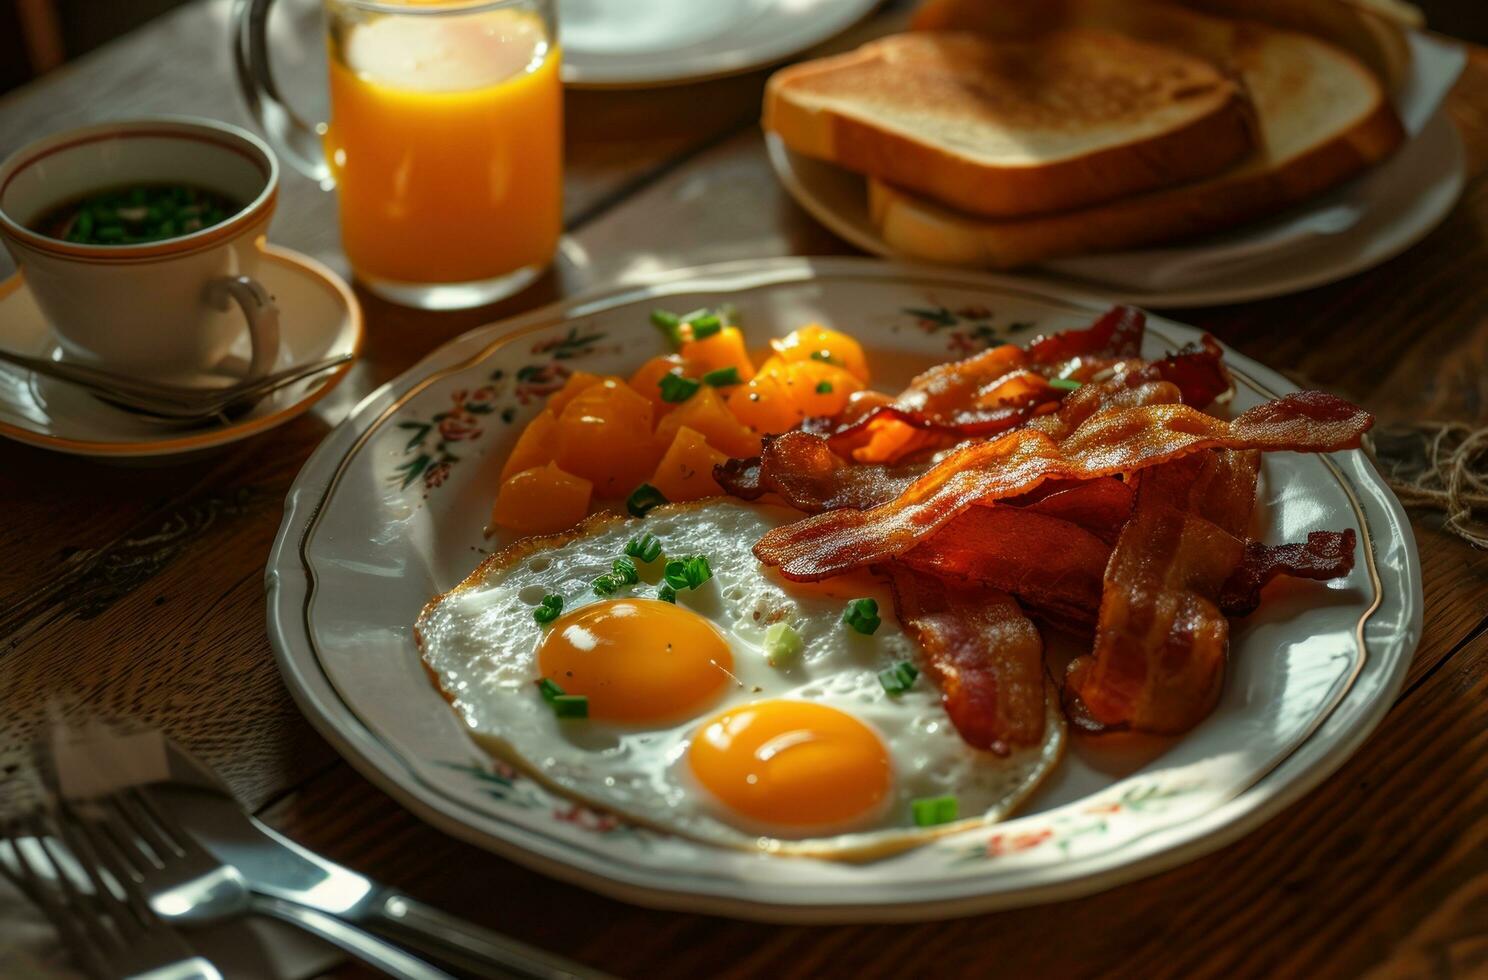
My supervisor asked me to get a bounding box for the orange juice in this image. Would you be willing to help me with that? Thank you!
[324,6,561,287]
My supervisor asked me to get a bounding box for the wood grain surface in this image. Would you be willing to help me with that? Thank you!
[2,3,1487,977]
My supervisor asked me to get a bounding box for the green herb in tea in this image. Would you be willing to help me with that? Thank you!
[32,184,245,246]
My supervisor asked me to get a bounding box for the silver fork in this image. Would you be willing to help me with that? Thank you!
[0,348,352,423]
[1,810,222,980]
[62,790,457,980]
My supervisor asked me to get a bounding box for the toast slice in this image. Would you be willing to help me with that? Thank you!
[868,20,1405,269]
[764,29,1257,220]
[911,0,1417,92]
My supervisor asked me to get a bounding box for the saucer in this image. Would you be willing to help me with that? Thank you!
[0,244,362,458]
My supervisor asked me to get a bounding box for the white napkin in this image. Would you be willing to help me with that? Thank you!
[0,722,343,980]
[1043,31,1468,292]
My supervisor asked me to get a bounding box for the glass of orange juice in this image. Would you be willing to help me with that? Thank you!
[235,0,562,309]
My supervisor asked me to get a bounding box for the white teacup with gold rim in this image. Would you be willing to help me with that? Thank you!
[0,117,281,382]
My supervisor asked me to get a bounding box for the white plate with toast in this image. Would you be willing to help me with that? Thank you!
[267,257,1422,920]
[762,0,1465,306]
[767,109,1464,308]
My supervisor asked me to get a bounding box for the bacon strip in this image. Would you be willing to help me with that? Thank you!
[904,514,1354,628]
[1026,378,1182,440]
[901,507,1111,625]
[714,431,929,513]
[1220,530,1357,616]
[1025,305,1145,365]
[826,306,1154,462]
[755,391,1373,582]
[1144,336,1232,409]
[884,568,1045,755]
[1019,478,1135,544]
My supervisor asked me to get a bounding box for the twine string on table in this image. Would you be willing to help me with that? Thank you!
[1365,421,1488,548]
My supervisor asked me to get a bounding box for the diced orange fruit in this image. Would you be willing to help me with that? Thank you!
[771,324,869,383]
[784,360,864,418]
[655,385,760,460]
[555,379,658,497]
[649,426,728,503]
[681,326,755,382]
[500,409,558,483]
[753,354,790,381]
[492,463,592,535]
[547,372,602,416]
[628,354,690,416]
[727,373,804,436]
[560,376,653,430]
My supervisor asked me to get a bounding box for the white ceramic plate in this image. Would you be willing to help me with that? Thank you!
[767,112,1465,308]
[559,0,880,88]
[266,258,1421,922]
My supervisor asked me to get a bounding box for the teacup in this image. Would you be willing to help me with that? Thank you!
[0,117,282,381]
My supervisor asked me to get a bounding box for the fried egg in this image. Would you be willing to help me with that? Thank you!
[416,499,1065,859]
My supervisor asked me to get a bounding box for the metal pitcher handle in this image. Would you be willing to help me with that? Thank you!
[231,0,334,188]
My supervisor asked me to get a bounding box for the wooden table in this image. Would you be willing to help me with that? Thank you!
[4,3,1487,977]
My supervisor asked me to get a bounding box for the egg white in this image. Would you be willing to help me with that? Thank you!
[416,498,1065,859]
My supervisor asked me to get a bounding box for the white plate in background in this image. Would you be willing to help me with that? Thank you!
[560,0,880,87]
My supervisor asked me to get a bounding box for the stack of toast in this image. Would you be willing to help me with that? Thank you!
[764,0,1418,268]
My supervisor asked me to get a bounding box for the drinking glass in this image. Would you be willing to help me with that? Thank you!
[235,0,562,309]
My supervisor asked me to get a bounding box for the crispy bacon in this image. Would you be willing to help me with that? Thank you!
[714,431,929,513]
[1025,305,1145,365]
[1143,335,1232,409]
[826,306,1152,462]
[884,568,1046,754]
[901,506,1111,624]
[1220,530,1357,616]
[1019,477,1135,544]
[1063,450,1259,735]
[1025,379,1182,440]
[754,392,1374,582]
[1135,448,1260,537]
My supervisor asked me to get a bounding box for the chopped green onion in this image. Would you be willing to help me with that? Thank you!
[611,557,639,586]
[658,373,701,403]
[702,366,741,387]
[911,795,959,827]
[1049,378,1083,391]
[625,533,663,563]
[809,350,841,365]
[627,483,668,518]
[665,555,712,592]
[553,694,589,719]
[763,622,803,667]
[537,677,565,703]
[815,380,833,394]
[878,660,919,695]
[688,313,723,340]
[658,584,677,603]
[650,309,684,349]
[592,574,619,597]
[842,597,881,635]
[533,594,563,625]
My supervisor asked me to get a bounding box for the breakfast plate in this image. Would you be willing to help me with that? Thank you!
[0,244,361,458]
[266,257,1420,921]
[768,110,1465,309]
[559,0,881,88]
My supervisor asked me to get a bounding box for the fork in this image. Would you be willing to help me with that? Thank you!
[1,810,222,980]
[59,790,457,980]
[0,348,352,422]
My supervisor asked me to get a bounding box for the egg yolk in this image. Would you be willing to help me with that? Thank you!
[688,700,892,831]
[536,599,733,725]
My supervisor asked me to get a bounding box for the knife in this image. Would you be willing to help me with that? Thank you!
[121,738,607,980]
